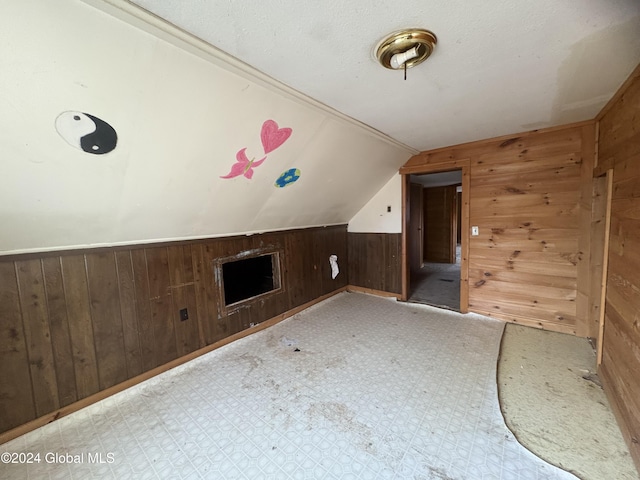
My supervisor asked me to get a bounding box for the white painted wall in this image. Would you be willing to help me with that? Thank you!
[348,174,402,233]
[0,0,413,255]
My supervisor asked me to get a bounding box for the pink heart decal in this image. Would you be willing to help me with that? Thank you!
[261,119,292,154]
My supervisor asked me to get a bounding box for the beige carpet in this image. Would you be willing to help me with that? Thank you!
[498,323,639,480]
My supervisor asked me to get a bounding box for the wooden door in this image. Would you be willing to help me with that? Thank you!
[423,185,456,263]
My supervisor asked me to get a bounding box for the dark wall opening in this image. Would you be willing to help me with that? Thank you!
[222,254,276,305]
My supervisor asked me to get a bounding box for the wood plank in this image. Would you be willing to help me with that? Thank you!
[469,248,581,267]
[203,241,227,343]
[596,170,613,364]
[42,257,77,407]
[469,257,576,278]
[15,259,60,416]
[61,255,99,399]
[115,251,143,378]
[131,249,155,371]
[471,303,577,335]
[473,152,581,175]
[403,122,589,168]
[470,213,579,230]
[0,261,36,432]
[470,229,579,253]
[85,253,127,390]
[167,245,199,357]
[601,305,640,436]
[471,178,582,199]
[182,245,202,350]
[145,247,178,367]
[191,244,212,347]
[0,286,346,444]
[468,267,576,290]
[470,191,579,211]
[286,232,306,309]
[423,185,455,263]
[596,62,640,121]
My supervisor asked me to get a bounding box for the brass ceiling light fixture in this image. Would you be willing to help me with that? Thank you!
[375,28,437,80]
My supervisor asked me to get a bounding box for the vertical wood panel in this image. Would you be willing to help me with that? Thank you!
[348,233,402,294]
[0,225,348,436]
[146,247,178,367]
[0,261,35,431]
[168,246,199,357]
[286,231,306,308]
[203,241,227,343]
[182,246,201,350]
[597,64,640,471]
[191,244,212,347]
[576,122,597,337]
[423,185,455,263]
[15,259,60,416]
[85,253,127,390]
[131,249,155,371]
[115,251,143,378]
[61,255,99,399]
[42,257,77,407]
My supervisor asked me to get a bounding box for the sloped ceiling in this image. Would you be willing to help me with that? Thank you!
[1,0,639,255]
[0,0,413,254]
[130,0,640,151]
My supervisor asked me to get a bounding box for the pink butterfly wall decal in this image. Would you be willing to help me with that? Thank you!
[220,148,266,179]
[220,119,292,180]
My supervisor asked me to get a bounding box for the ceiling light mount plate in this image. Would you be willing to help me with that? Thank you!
[375,28,437,70]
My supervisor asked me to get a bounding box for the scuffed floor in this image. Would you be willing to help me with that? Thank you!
[1,292,576,479]
[498,324,639,480]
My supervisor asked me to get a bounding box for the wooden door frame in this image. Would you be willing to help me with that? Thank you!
[401,165,470,313]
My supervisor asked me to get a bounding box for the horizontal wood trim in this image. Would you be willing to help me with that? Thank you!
[347,285,401,299]
[0,225,349,262]
[0,286,347,446]
[470,305,577,336]
[400,159,470,174]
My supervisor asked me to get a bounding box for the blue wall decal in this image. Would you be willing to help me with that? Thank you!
[275,168,301,188]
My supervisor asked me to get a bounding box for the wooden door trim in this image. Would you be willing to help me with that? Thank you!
[597,169,613,365]
[401,161,471,312]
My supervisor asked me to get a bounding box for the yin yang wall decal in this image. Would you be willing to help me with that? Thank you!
[55,111,117,154]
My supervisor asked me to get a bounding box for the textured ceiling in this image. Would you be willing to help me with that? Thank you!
[131,0,640,151]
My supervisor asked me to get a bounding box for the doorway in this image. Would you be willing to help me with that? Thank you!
[403,167,469,313]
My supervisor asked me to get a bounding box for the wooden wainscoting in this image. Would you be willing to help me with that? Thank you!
[0,226,348,438]
[348,233,402,295]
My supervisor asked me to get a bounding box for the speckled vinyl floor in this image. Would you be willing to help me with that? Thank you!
[0,292,576,480]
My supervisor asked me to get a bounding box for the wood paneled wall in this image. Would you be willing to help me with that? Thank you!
[0,226,348,435]
[348,233,402,295]
[401,122,596,336]
[597,64,640,470]
[423,186,456,263]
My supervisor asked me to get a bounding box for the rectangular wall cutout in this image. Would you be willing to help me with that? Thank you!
[214,248,283,317]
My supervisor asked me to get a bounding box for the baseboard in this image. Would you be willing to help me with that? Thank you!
[0,286,347,446]
[347,285,402,299]
[599,363,640,473]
